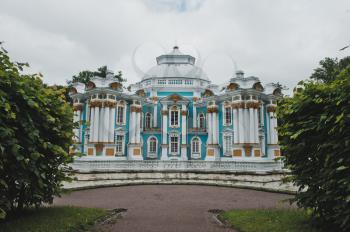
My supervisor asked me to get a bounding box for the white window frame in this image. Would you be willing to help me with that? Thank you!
[170,133,179,155]
[169,106,180,128]
[147,136,157,157]
[223,133,233,156]
[198,113,205,129]
[191,137,201,159]
[116,101,126,125]
[115,134,125,155]
[145,112,152,129]
[223,105,232,126]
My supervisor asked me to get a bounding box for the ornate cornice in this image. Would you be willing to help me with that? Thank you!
[130,105,142,113]
[207,106,218,113]
[267,104,277,113]
[90,100,103,108]
[246,101,260,109]
[150,96,158,102]
[231,102,245,109]
[73,103,83,111]
[104,101,117,107]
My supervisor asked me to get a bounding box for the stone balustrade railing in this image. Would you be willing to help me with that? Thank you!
[70,158,284,173]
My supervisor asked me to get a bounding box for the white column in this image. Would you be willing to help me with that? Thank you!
[249,107,254,143]
[181,104,187,144]
[207,112,212,144]
[254,108,259,143]
[153,103,157,127]
[162,105,167,144]
[135,110,141,143]
[94,107,100,142]
[212,111,218,144]
[244,109,249,143]
[130,111,136,143]
[269,112,274,144]
[274,114,278,144]
[98,107,104,142]
[238,108,244,143]
[77,110,82,142]
[73,111,78,141]
[193,104,197,128]
[233,108,239,144]
[109,107,115,142]
[89,107,95,142]
[104,107,110,142]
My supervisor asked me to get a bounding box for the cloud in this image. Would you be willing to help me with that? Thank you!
[0,0,349,95]
[143,0,206,12]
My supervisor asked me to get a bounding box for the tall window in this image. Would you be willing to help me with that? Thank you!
[199,114,205,129]
[223,135,232,155]
[191,137,200,154]
[116,106,124,124]
[170,134,179,154]
[224,107,232,125]
[116,135,124,154]
[170,106,179,127]
[145,113,151,129]
[149,137,157,154]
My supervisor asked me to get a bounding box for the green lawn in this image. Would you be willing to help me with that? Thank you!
[220,209,319,232]
[0,206,107,232]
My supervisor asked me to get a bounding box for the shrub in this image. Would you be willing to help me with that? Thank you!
[0,44,74,218]
[278,60,350,231]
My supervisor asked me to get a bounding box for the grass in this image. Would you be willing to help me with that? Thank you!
[220,209,319,232]
[0,206,108,232]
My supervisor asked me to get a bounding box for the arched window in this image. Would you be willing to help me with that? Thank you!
[191,137,200,154]
[199,114,205,129]
[170,106,179,127]
[145,113,152,129]
[148,137,157,154]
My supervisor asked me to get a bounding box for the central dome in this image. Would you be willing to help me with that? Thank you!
[142,46,209,81]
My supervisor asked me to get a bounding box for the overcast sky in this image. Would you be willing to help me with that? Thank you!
[1,0,349,94]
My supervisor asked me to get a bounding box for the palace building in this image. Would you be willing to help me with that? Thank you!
[69,46,281,161]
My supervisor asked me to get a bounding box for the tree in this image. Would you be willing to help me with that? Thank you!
[0,44,74,218]
[278,56,350,231]
[68,65,125,85]
[310,56,350,83]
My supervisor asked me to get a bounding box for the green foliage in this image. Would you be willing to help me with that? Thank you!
[278,57,350,231]
[68,65,125,85]
[310,56,350,83]
[0,45,74,218]
[221,209,316,232]
[0,206,107,232]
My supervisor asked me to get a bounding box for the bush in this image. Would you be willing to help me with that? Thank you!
[278,60,350,231]
[0,45,74,218]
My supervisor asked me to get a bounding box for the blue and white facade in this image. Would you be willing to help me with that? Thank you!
[70,46,281,161]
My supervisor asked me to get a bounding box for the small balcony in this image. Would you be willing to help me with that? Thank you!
[143,127,161,133]
[188,128,207,134]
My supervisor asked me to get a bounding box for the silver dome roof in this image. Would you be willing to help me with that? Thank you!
[142,46,209,81]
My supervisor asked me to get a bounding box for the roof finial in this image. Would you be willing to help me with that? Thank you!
[173,39,179,50]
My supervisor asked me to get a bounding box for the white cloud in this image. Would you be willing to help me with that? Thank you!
[0,0,349,94]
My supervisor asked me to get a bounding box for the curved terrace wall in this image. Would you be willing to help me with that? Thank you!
[65,159,297,194]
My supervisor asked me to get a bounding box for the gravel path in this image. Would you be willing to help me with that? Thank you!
[54,185,293,232]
